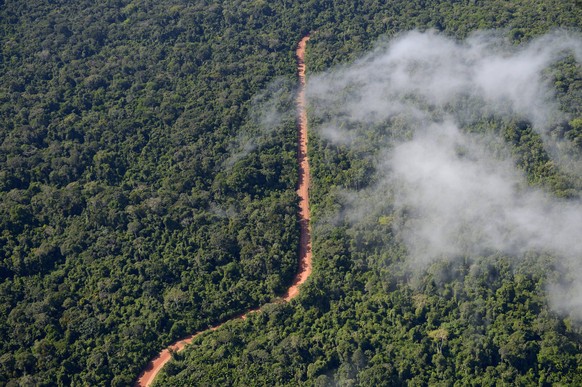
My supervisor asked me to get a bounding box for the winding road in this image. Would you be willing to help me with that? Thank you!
[134,35,312,387]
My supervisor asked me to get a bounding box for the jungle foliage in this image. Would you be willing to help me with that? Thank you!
[1,0,581,386]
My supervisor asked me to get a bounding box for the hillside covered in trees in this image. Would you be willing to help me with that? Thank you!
[1,0,582,386]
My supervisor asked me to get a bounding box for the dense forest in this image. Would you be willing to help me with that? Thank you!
[1,0,581,386]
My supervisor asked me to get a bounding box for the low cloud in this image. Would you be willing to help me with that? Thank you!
[225,77,296,168]
[307,30,582,319]
[309,30,582,130]
[389,120,582,264]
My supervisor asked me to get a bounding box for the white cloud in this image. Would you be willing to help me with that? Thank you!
[307,30,582,319]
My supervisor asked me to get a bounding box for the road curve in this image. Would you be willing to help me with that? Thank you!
[134,35,312,387]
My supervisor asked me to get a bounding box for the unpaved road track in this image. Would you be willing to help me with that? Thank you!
[283,34,312,301]
[134,35,312,387]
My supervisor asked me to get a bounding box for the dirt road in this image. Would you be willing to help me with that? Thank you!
[134,35,312,386]
[283,34,312,301]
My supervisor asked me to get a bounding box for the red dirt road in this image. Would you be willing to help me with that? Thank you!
[283,35,312,301]
[134,35,312,386]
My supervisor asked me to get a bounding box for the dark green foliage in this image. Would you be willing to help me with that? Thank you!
[0,0,302,384]
[156,1,582,386]
[1,0,582,386]
[156,254,582,386]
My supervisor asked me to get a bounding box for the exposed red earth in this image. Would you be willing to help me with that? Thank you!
[283,34,312,301]
[134,35,312,387]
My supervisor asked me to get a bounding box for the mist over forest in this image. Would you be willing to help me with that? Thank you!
[307,30,582,319]
[1,0,581,386]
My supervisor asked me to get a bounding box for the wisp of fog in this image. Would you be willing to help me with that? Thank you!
[306,30,582,319]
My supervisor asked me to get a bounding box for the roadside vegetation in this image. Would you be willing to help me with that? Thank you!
[1,0,581,385]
